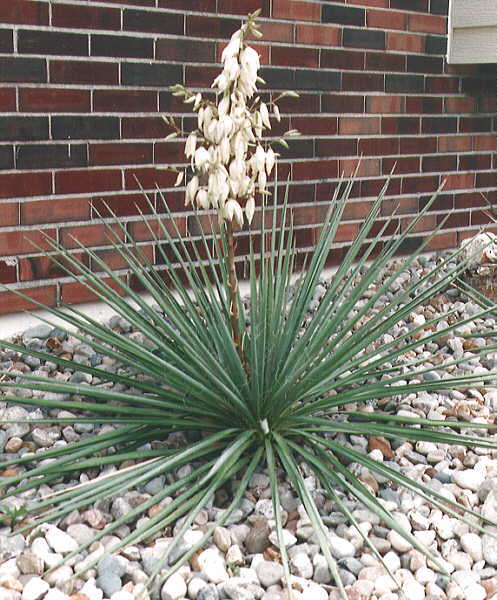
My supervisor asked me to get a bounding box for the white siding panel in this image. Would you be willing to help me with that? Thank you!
[448,0,497,63]
[452,1,497,28]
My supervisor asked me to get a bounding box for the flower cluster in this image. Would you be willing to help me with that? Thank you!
[169,10,297,227]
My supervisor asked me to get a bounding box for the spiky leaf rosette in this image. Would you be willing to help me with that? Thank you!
[1,182,497,598]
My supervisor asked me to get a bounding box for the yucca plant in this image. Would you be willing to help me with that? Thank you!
[1,11,497,600]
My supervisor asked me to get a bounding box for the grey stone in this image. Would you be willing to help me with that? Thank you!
[255,561,283,588]
[23,324,53,340]
[96,571,122,597]
[197,584,219,600]
[0,534,25,561]
[423,370,441,381]
[144,476,165,496]
[337,557,363,576]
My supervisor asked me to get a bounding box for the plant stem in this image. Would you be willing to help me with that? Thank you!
[226,220,245,370]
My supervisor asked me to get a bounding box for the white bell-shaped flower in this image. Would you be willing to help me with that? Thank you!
[225,199,244,227]
[196,188,209,210]
[245,196,255,225]
[185,133,197,159]
[185,175,199,206]
[265,147,276,176]
[194,146,210,171]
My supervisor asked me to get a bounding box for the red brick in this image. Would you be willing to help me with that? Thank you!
[428,231,456,250]
[122,117,171,139]
[50,61,118,85]
[400,137,437,154]
[387,32,424,53]
[0,285,57,315]
[408,14,446,34]
[277,94,320,114]
[273,0,321,21]
[339,116,380,135]
[0,202,18,226]
[21,198,90,225]
[296,24,340,46]
[186,15,240,39]
[0,89,16,111]
[444,97,477,113]
[218,0,270,14]
[382,156,421,175]
[454,192,489,210]
[89,143,153,166]
[349,0,389,6]
[0,259,17,284]
[405,214,438,233]
[382,117,420,135]
[342,72,384,91]
[321,49,364,70]
[479,96,496,113]
[291,116,338,136]
[19,252,88,282]
[381,197,418,216]
[473,135,496,151]
[401,175,440,194]
[425,76,459,94]
[60,277,126,305]
[0,172,52,199]
[316,138,358,157]
[459,153,492,171]
[438,135,472,152]
[405,96,443,113]
[0,228,55,256]
[0,0,48,25]
[293,160,338,180]
[367,9,406,30]
[251,21,294,42]
[342,200,374,220]
[476,172,496,188]
[272,46,319,68]
[365,52,405,72]
[91,194,156,218]
[154,141,185,164]
[438,211,469,229]
[367,96,403,114]
[55,169,123,195]
[322,94,364,113]
[158,0,215,9]
[422,155,458,172]
[124,167,177,191]
[129,216,187,242]
[19,88,91,112]
[359,137,400,156]
[52,4,121,30]
[93,90,157,112]
[340,158,381,177]
[442,172,475,190]
[91,245,155,272]
[185,66,221,87]
[60,223,125,249]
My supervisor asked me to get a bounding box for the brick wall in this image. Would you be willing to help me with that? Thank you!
[0,0,495,315]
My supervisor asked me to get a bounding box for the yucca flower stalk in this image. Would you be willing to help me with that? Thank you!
[167,9,296,366]
[1,12,497,600]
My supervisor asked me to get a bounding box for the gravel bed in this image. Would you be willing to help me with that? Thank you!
[1,253,497,600]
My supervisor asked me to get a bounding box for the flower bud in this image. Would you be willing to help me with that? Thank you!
[259,102,271,129]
